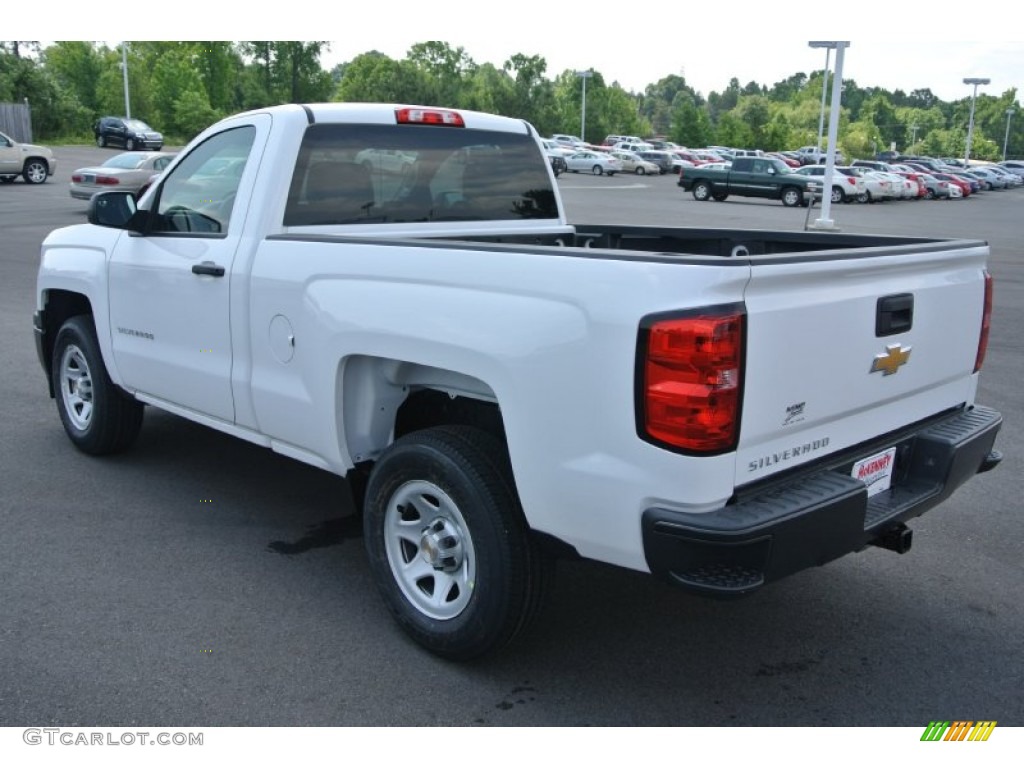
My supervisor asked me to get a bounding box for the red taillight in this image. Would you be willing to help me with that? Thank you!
[846,177,856,185]
[71,174,83,182]
[638,308,745,453]
[395,107,465,127]
[96,175,120,185]
[974,271,993,373]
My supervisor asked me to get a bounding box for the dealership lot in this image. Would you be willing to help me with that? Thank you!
[1,149,1021,726]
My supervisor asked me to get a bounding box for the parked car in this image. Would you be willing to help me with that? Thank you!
[94,117,164,151]
[793,165,864,203]
[998,160,1024,179]
[0,130,56,184]
[981,165,1021,187]
[862,171,897,201]
[540,141,568,177]
[564,150,621,175]
[964,168,1006,190]
[611,151,660,176]
[932,173,972,197]
[551,134,585,151]
[914,173,953,199]
[70,151,177,201]
[636,150,674,174]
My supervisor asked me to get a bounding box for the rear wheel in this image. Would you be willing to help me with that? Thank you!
[52,315,144,455]
[712,192,729,202]
[364,426,550,660]
[96,135,106,148]
[636,167,646,175]
[830,186,845,204]
[692,181,712,201]
[125,138,136,151]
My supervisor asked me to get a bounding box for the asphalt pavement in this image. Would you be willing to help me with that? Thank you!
[1,149,1021,727]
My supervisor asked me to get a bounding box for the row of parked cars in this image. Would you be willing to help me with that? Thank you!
[541,134,1024,206]
[794,157,1023,204]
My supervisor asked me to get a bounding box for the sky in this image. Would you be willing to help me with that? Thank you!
[22,2,1024,105]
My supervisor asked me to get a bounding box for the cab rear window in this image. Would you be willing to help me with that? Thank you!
[284,123,557,226]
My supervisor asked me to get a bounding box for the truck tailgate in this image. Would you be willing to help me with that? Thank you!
[737,242,990,487]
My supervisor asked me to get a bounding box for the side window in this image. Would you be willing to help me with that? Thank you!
[751,159,767,174]
[151,126,256,235]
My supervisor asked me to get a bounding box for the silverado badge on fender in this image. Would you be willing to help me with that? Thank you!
[871,343,912,376]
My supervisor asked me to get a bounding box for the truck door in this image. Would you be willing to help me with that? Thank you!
[107,117,268,422]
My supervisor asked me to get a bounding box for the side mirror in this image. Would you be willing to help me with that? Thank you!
[767,167,776,175]
[88,191,139,229]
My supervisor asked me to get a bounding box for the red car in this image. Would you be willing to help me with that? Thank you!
[896,171,929,199]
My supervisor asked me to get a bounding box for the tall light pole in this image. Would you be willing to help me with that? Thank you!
[963,77,990,166]
[808,42,832,154]
[1004,108,1015,161]
[808,41,849,231]
[121,42,131,119]
[576,70,592,143]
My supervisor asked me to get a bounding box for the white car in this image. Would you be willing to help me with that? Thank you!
[564,150,621,176]
[862,171,896,201]
[793,165,864,204]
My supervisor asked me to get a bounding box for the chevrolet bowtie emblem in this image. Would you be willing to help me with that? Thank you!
[870,343,912,376]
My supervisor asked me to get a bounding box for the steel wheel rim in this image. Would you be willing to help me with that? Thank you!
[384,480,477,620]
[60,344,94,431]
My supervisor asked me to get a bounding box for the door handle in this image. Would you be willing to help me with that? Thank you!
[192,261,225,277]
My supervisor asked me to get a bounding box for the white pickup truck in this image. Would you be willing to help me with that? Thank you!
[34,103,1002,659]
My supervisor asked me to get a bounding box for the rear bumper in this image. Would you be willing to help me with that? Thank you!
[642,405,1002,596]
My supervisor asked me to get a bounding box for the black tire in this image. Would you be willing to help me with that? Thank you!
[364,425,549,660]
[856,192,868,203]
[0,175,15,183]
[712,192,729,202]
[781,186,803,207]
[636,167,646,176]
[831,186,845,204]
[23,159,49,184]
[96,135,106,148]
[126,138,136,151]
[692,181,712,201]
[52,315,144,455]
[591,165,603,176]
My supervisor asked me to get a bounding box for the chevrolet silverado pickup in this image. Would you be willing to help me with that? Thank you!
[678,155,820,206]
[34,103,1002,659]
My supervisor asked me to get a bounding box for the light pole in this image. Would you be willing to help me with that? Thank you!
[1004,108,1015,161]
[576,70,592,144]
[963,77,990,166]
[807,42,849,231]
[121,42,131,119]
[808,42,832,155]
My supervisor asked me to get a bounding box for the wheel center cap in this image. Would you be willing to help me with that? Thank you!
[419,517,464,573]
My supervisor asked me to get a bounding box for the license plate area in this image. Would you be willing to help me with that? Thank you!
[852,447,897,497]
[84,174,95,183]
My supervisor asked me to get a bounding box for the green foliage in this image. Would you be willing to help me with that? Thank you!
[4,40,1020,161]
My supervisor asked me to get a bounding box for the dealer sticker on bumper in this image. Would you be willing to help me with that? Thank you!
[852,447,897,497]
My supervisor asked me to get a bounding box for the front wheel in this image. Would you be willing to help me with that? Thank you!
[52,316,144,455]
[636,167,646,175]
[364,426,549,660]
[96,135,106,148]
[591,165,604,176]
[856,192,868,203]
[781,187,803,207]
[23,160,48,184]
